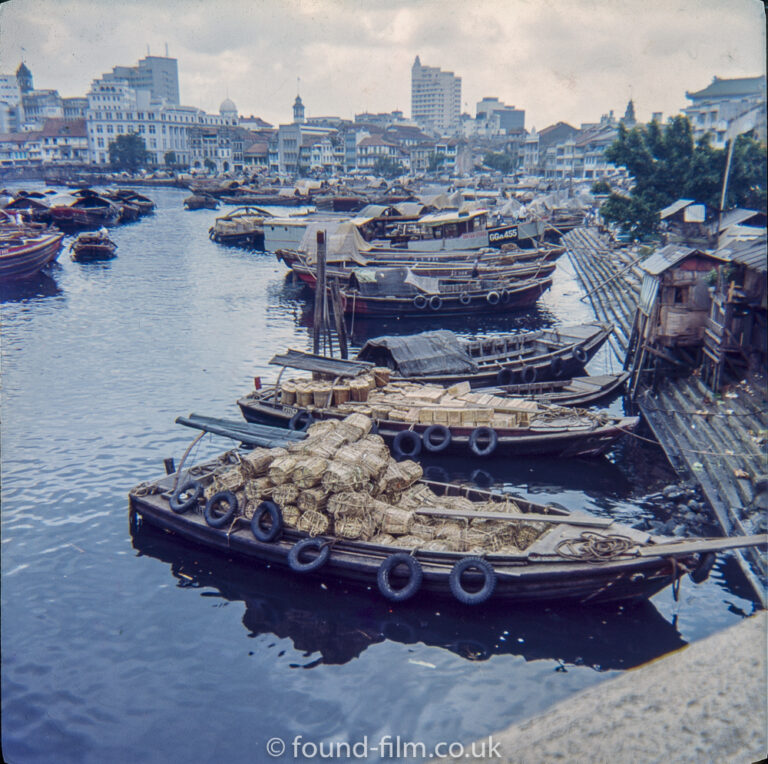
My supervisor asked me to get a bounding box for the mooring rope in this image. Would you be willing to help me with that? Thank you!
[555,531,638,563]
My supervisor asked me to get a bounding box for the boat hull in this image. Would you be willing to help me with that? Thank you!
[237,391,637,458]
[0,233,64,281]
[129,487,695,606]
[340,277,552,317]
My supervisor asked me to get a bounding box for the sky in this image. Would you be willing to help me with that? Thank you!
[1,0,765,130]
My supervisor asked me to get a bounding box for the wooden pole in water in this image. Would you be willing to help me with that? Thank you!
[313,231,326,355]
[330,280,349,359]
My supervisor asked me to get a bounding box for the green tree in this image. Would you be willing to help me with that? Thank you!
[482,151,516,174]
[591,179,611,194]
[600,116,766,238]
[427,152,445,172]
[372,155,405,178]
[108,133,149,171]
[203,158,216,173]
[164,151,177,167]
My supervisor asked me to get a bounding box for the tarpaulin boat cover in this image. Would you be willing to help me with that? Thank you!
[300,221,373,264]
[347,267,441,296]
[355,330,478,375]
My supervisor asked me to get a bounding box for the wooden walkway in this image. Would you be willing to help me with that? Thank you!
[564,226,767,605]
[563,227,642,361]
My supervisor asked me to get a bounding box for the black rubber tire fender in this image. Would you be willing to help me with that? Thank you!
[572,346,588,365]
[458,292,471,305]
[250,500,283,543]
[413,294,428,310]
[549,356,565,378]
[496,367,515,386]
[428,294,443,311]
[288,538,331,573]
[423,424,452,453]
[289,410,315,431]
[377,553,423,602]
[449,557,497,605]
[689,551,717,584]
[392,429,422,460]
[204,490,238,528]
[169,479,203,514]
[469,426,498,457]
[521,365,538,384]
[486,290,501,306]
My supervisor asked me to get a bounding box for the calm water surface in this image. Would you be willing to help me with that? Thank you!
[1,186,759,764]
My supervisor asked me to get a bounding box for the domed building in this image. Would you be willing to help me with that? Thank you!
[219,97,238,124]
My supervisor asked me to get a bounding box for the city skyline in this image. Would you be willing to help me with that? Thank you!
[1,0,764,130]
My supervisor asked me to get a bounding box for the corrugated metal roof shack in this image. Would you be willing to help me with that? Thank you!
[702,234,768,389]
[638,245,724,347]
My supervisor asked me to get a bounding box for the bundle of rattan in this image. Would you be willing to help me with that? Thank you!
[240,447,285,479]
[376,460,423,495]
[322,461,370,494]
[268,455,301,485]
[292,456,328,488]
[327,491,371,519]
[297,487,330,513]
[296,509,331,536]
[271,483,300,507]
[281,504,301,528]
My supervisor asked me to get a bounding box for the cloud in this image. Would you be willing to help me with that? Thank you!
[0,0,764,128]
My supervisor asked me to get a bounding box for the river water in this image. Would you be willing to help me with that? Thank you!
[1,186,760,764]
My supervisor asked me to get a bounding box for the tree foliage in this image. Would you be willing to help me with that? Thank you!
[600,116,766,238]
[164,151,177,167]
[372,155,405,178]
[482,151,516,174]
[427,152,445,172]
[108,133,149,171]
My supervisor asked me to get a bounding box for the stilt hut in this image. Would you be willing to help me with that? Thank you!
[626,244,725,394]
[702,234,768,390]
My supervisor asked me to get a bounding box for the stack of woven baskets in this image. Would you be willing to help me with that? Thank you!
[202,413,550,554]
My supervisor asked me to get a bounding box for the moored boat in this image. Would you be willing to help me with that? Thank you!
[237,371,637,459]
[337,266,552,317]
[129,418,766,607]
[49,191,120,230]
[208,206,271,248]
[0,228,64,281]
[69,229,117,261]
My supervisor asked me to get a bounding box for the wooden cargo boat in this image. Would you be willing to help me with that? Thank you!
[265,322,612,389]
[69,230,117,261]
[131,517,691,668]
[237,374,637,459]
[49,192,120,229]
[184,193,219,210]
[129,427,766,607]
[338,267,552,317]
[288,253,557,288]
[490,372,630,406]
[208,206,270,247]
[0,227,64,281]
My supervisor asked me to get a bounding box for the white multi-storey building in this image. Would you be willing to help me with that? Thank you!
[0,73,23,133]
[411,56,461,133]
[85,74,238,166]
[683,76,766,148]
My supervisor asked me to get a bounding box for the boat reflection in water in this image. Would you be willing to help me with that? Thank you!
[130,518,687,670]
[0,270,62,302]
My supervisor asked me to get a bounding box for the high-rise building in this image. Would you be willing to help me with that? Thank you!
[411,56,461,133]
[108,55,180,105]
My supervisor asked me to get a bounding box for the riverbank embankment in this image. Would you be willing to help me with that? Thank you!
[440,610,766,763]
